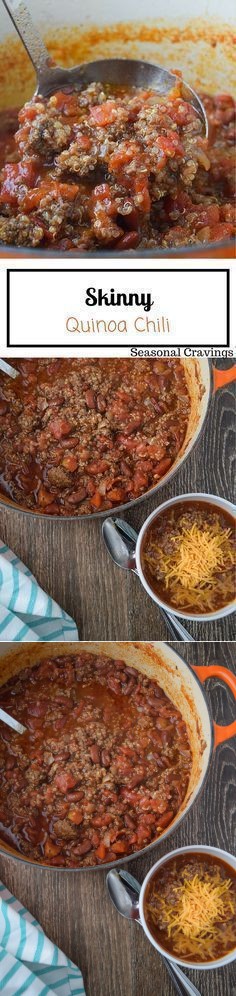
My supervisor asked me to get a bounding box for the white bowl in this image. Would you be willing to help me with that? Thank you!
[139,845,236,970]
[136,492,236,622]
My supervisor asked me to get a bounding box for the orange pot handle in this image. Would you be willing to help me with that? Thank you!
[212,365,236,393]
[192,665,236,747]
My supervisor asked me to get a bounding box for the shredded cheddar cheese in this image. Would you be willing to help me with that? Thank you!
[160,873,235,942]
[158,521,234,591]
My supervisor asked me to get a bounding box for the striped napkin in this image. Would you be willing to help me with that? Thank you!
[0,882,85,995]
[0,542,78,642]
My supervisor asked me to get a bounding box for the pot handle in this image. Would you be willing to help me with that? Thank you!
[212,365,236,393]
[192,665,236,746]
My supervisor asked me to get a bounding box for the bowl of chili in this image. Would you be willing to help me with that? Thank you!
[0,641,235,871]
[0,359,235,519]
[140,845,236,969]
[136,493,236,622]
[0,2,235,257]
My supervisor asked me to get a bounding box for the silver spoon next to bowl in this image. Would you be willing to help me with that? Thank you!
[107,869,202,996]
[2,0,208,135]
[102,517,195,642]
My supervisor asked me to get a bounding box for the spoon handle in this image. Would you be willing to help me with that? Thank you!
[2,0,53,77]
[0,707,26,734]
[114,518,194,642]
[163,958,202,996]
[117,871,202,996]
[0,359,19,379]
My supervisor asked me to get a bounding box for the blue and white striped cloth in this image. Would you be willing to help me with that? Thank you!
[0,882,85,995]
[0,542,78,642]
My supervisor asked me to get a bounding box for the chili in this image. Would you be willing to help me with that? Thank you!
[0,653,192,867]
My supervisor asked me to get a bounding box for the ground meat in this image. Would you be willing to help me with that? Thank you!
[0,652,192,867]
[17,109,72,158]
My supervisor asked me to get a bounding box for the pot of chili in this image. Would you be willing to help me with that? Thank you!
[140,846,236,969]
[0,640,235,871]
[136,492,236,622]
[0,359,235,519]
[0,6,235,257]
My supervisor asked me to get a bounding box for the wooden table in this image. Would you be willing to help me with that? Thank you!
[0,360,235,641]
[0,641,235,996]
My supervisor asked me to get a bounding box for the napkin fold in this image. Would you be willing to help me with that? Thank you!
[0,542,78,642]
[0,882,85,995]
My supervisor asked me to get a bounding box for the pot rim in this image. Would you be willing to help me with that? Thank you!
[0,357,212,522]
[0,240,234,259]
[136,491,236,621]
[0,645,214,872]
[139,844,236,970]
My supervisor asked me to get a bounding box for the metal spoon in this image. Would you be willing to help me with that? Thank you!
[0,359,19,379]
[107,869,202,996]
[102,517,195,642]
[2,1,208,135]
[0,707,26,734]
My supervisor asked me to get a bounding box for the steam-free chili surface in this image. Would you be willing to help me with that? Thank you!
[0,82,235,250]
[0,358,190,515]
[0,654,192,867]
[144,853,236,962]
[141,500,236,614]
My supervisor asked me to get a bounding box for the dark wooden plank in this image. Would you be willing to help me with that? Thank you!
[0,642,235,996]
[0,360,234,640]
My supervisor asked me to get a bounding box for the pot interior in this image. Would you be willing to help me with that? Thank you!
[0,9,235,111]
[0,357,210,518]
[0,641,212,867]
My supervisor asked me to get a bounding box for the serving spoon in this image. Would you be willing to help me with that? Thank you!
[107,870,202,996]
[2,0,208,136]
[102,517,195,642]
[0,359,19,379]
[0,707,26,734]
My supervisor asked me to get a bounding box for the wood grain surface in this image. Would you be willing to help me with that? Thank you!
[0,641,235,996]
[0,359,235,641]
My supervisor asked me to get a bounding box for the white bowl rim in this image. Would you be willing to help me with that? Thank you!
[136,492,236,622]
[139,844,236,970]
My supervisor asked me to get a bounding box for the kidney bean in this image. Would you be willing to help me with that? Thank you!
[90,744,100,764]
[85,389,96,409]
[67,488,88,505]
[73,840,92,856]
[101,750,111,767]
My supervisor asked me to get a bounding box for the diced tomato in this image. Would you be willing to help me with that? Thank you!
[0,160,38,205]
[18,103,42,124]
[89,101,117,127]
[49,91,81,116]
[54,771,76,792]
[90,491,102,509]
[156,132,184,158]
[62,455,78,472]
[49,417,73,440]
[22,181,78,212]
[76,133,92,150]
